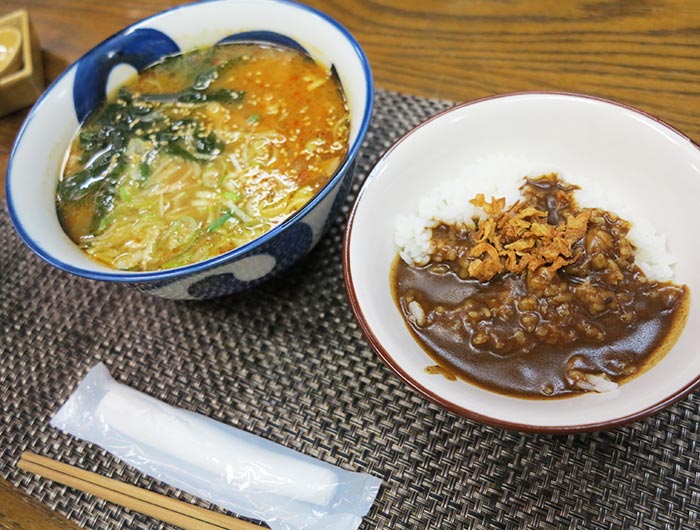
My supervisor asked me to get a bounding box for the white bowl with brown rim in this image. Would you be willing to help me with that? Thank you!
[343,92,700,433]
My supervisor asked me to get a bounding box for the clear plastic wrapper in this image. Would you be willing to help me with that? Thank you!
[50,363,381,530]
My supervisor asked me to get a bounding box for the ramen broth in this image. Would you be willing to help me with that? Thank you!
[57,43,349,271]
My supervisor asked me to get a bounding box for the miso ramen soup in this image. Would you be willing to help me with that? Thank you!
[57,43,350,271]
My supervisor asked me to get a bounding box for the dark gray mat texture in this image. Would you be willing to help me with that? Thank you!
[2,90,699,530]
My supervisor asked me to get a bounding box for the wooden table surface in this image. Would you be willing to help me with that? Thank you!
[1,0,700,526]
[2,0,700,197]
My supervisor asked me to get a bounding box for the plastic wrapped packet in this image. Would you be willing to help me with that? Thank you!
[50,363,381,530]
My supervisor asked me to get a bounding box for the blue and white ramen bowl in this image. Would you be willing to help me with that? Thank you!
[6,0,373,300]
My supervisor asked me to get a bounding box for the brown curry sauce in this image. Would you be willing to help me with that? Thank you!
[392,175,689,398]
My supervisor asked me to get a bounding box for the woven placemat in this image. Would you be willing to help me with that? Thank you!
[2,89,700,530]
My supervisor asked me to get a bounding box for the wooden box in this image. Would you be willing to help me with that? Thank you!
[0,9,44,117]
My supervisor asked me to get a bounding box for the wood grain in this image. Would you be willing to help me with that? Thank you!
[0,478,82,530]
[1,0,699,193]
[301,0,700,135]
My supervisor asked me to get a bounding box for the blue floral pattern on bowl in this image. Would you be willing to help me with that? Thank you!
[217,31,308,54]
[6,0,373,300]
[73,29,180,122]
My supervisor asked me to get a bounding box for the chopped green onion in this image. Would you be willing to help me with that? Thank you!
[165,216,199,250]
[162,227,203,268]
[207,211,233,232]
[247,113,261,124]
[119,186,132,203]
[96,212,115,233]
[139,162,150,179]
[223,190,241,202]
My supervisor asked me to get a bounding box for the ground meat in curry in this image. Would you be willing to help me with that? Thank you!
[392,174,689,398]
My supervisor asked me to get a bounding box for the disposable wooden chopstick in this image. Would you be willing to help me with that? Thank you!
[18,451,263,530]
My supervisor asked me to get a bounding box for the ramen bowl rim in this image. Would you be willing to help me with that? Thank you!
[6,0,374,283]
